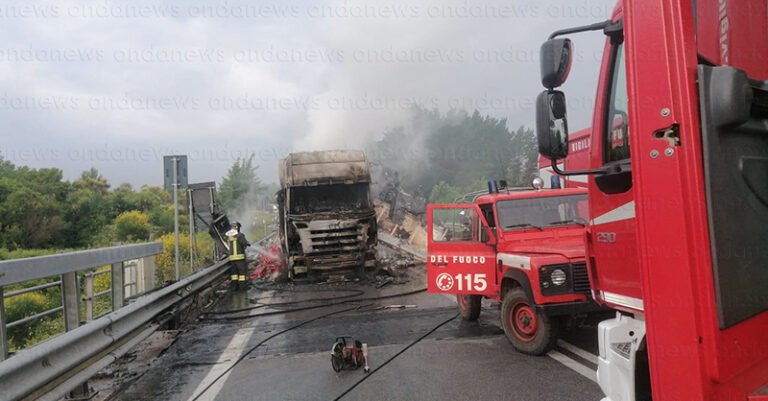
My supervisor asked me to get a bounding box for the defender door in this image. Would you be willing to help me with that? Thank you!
[427,204,498,297]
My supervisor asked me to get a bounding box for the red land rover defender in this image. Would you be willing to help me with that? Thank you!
[427,181,600,355]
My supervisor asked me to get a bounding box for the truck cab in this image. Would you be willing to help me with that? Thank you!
[427,182,599,355]
[277,150,378,279]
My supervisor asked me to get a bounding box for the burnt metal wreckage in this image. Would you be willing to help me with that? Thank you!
[276,150,378,279]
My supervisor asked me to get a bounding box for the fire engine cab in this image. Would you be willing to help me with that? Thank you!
[427,180,600,355]
[535,1,768,399]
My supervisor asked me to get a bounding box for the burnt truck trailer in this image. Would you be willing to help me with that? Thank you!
[277,150,377,278]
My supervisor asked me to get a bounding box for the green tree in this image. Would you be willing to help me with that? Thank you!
[114,211,151,241]
[369,107,537,202]
[0,160,68,249]
[73,168,109,194]
[60,187,110,247]
[148,203,188,235]
[219,155,265,213]
[429,181,462,204]
[506,126,540,186]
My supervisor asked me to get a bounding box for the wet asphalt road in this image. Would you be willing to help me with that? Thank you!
[110,266,604,401]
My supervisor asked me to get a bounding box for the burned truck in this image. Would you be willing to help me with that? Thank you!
[277,150,377,278]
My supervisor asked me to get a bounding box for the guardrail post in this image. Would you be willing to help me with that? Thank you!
[0,287,8,361]
[61,272,81,331]
[124,262,135,298]
[138,256,156,293]
[84,274,94,322]
[111,262,124,310]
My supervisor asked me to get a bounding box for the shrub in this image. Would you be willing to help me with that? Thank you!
[5,292,52,349]
[114,210,151,242]
[155,233,214,283]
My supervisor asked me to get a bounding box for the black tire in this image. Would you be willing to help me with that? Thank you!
[457,294,482,321]
[500,287,559,355]
[331,343,344,372]
[274,264,290,284]
[354,264,367,280]
[331,355,344,372]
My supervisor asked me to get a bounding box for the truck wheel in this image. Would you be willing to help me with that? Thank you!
[457,294,481,321]
[501,288,559,355]
[274,267,290,284]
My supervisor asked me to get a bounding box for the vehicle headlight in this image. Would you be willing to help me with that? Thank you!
[550,269,567,286]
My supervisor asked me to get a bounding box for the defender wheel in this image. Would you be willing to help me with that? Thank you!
[457,294,482,321]
[500,287,559,355]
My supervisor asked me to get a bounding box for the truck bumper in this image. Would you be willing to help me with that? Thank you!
[596,312,646,401]
[306,250,376,271]
[290,249,377,274]
[535,300,605,316]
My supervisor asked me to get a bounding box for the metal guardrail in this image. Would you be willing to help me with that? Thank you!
[0,232,280,401]
[0,243,163,361]
[0,259,231,401]
[0,232,276,401]
[0,243,161,286]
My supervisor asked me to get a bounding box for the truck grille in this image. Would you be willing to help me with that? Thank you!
[308,226,363,254]
[571,262,590,293]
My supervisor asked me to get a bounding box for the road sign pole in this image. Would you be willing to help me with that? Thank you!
[188,189,195,270]
[173,157,180,281]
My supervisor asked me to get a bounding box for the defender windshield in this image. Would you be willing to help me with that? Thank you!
[496,194,587,230]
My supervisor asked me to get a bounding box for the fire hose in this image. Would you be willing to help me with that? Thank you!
[200,288,427,321]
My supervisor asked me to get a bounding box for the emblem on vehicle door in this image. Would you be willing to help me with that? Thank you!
[435,273,454,291]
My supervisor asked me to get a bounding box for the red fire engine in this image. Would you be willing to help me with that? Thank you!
[535,1,768,399]
[426,180,599,355]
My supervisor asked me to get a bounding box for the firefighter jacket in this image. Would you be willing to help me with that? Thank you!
[227,232,249,261]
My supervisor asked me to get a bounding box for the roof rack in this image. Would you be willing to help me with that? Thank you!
[452,187,534,203]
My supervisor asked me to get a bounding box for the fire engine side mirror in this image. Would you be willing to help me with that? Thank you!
[536,90,569,160]
[540,38,573,89]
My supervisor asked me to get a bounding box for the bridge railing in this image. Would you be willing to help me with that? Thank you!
[0,243,163,361]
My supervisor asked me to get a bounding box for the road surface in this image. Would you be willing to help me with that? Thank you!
[109,264,604,401]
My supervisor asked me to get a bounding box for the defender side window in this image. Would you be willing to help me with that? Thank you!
[432,208,479,242]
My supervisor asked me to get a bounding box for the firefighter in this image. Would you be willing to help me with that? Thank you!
[227,222,250,290]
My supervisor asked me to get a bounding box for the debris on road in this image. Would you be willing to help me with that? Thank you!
[248,243,286,282]
[374,276,394,288]
[88,330,182,401]
[371,252,420,286]
[377,304,417,310]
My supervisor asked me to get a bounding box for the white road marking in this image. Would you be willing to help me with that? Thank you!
[188,326,257,401]
[557,340,598,365]
[476,306,599,384]
[188,290,274,401]
[547,350,598,383]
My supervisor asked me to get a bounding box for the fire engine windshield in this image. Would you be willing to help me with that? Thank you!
[496,194,587,231]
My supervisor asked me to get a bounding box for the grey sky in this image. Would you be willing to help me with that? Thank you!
[0,0,615,187]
